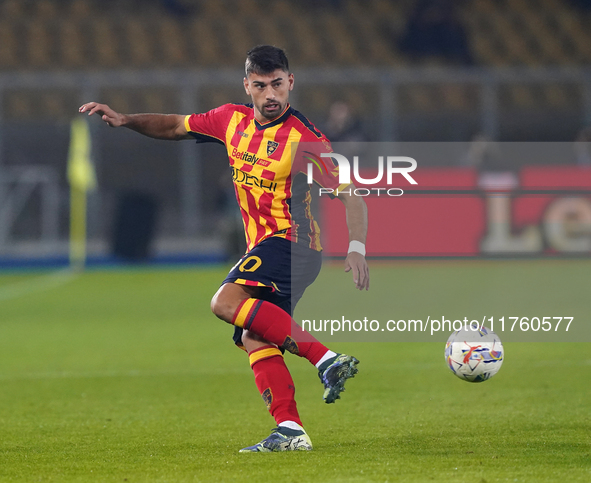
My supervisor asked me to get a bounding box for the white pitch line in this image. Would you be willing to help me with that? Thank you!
[0,268,78,303]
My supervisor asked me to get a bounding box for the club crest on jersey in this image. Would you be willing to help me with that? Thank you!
[267,140,279,156]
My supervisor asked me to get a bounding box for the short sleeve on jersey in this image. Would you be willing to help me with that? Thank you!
[185,105,235,145]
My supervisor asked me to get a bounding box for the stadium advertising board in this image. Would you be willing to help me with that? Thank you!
[318,144,591,257]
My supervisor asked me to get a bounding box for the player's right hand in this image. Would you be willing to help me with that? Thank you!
[79,102,125,127]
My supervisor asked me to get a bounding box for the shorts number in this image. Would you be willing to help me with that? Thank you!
[239,256,262,272]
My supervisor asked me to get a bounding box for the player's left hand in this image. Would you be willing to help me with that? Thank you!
[344,252,369,291]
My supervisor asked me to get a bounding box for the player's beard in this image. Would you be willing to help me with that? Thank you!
[260,100,284,121]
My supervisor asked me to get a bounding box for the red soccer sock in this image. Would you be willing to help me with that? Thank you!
[248,345,302,427]
[233,298,328,366]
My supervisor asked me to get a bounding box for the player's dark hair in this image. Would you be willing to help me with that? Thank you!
[245,45,289,76]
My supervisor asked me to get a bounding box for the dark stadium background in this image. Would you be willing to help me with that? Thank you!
[1,0,591,264]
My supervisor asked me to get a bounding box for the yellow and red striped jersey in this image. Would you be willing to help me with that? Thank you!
[185,103,346,252]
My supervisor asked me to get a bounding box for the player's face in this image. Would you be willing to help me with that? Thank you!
[244,69,294,122]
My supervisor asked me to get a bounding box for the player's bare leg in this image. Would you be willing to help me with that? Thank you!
[210,282,256,323]
[241,329,271,353]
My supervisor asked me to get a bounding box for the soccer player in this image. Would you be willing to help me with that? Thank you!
[79,45,369,452]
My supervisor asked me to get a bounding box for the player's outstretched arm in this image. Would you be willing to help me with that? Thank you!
[79,102,191,140]
[338,190,369,291]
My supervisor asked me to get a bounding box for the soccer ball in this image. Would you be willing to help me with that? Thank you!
[445,326,504,382]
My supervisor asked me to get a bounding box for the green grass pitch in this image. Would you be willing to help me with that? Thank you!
[0,260,589,482]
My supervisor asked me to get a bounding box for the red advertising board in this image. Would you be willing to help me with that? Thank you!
[319,166,591,256]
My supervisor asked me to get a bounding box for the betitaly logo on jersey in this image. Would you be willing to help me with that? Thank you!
[267,140,279,156]
[232,147,260,165]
